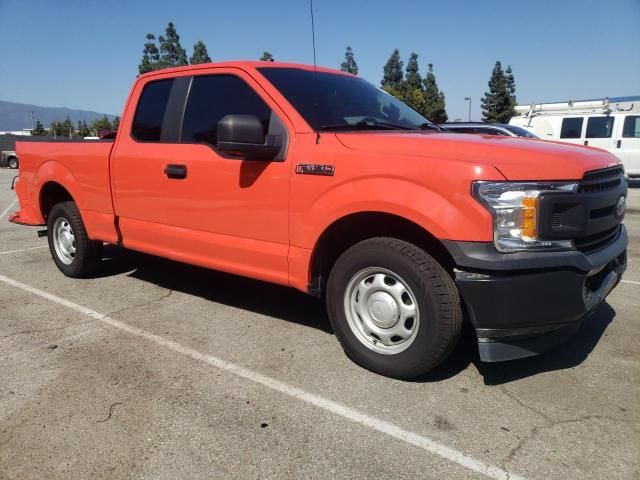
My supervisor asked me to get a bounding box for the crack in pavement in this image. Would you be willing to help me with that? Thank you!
[498,385,636,470]
[105,290,174,318]
[500,412,631,468]
[0,323,81,340]
[499,386,552,422]
[96,402,123,423]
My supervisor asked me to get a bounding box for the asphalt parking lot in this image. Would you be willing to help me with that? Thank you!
[0,167,638,480]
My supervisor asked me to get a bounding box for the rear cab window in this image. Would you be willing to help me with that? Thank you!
[560,117,584,139]
[131,79,174,141]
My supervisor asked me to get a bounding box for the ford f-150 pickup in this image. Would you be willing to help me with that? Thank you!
[8,62,628,379]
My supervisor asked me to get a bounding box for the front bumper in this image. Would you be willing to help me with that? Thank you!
[443,225,628,362]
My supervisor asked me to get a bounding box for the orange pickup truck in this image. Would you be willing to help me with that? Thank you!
[9,62,628,378]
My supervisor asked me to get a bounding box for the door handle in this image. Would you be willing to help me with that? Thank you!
[584,140,589,146]
[617,140,622,149]
[164,164,187,179]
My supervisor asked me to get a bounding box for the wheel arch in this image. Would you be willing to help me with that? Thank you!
[308,211,455,296]
[34,161,85,221]
[39,181,75,220]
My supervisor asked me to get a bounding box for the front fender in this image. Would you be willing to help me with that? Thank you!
[292,176,495,250]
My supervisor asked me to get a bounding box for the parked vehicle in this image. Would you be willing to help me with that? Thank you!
[9,62,628,378]
[1,150,19,169]
[510,97,640,177]
[441,122,539,138]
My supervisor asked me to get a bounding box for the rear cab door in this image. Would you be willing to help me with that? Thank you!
[110,67,294,285]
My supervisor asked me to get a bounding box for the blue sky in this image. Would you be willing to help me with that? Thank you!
[0,0,638,124]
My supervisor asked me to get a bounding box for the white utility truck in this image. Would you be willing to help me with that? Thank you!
[510,97,640,177]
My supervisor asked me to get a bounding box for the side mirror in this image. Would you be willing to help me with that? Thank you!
[217,114,282,160]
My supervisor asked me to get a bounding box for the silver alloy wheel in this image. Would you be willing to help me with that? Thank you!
[8,158,18,169]
[52,217,76,265]
[344,267,420,355]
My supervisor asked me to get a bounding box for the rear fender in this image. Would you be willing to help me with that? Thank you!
[34,161,85,215]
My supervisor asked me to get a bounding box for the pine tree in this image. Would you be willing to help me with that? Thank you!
[32,119,46,136]
[423,64,448,124]
[381,49,404,95]
[91,115,113,133]
[139,34,160,74]
[260,51,274,61]
[49,121,61,137]
[77,120,91,137]
[61,116,74,138]
[190,40,212,64]
[340,46,358,75]
[481,61,516,123]
[158,21,188,68]
[112,116,120,131]
[403,52,424,112]
[505,65,517,117]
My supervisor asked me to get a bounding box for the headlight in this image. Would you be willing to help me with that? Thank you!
[473,181,578,252]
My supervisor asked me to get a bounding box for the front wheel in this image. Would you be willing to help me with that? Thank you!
[8,157,18,169]
[47,201,103,278]
[326,237,462,379]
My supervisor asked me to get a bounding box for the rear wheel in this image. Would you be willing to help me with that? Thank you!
[7,157,18,169]
[326,237,462,379]
[47,201,103,278]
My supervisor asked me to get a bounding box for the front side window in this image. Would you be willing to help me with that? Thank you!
[258,67,431,131]
[560,117,584,139]
[132,79,174,141]
[181,75,272,145]
[623,115,640,138]
[586,117,615,138]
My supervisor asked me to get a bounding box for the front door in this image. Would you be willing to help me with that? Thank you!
[111,69,292,285]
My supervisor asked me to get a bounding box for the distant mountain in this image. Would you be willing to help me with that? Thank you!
[0,100,116,131]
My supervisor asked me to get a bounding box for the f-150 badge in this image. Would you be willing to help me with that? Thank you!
[295,164,335,176]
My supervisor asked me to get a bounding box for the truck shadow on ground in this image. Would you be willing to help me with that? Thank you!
[97,245,616,385]
[474,303,615,386]
[99,245,332,334]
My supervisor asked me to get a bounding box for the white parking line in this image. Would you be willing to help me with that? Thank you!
[621,279,640,286]
[0,273,523,480]
[0,245,47,256]
[0,199,18,219]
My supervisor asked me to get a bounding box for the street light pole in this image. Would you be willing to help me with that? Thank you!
[464,97,471,122]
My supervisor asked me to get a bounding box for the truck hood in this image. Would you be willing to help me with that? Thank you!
[335,132,620,180]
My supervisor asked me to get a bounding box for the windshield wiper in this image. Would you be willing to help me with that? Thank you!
[319,120,418,132]
[419,122,446,131]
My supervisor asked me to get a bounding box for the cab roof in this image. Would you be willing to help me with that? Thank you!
[137,61,352,80]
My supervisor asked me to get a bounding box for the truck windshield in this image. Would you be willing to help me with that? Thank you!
[503,125,539,139]
[258,67,433,132]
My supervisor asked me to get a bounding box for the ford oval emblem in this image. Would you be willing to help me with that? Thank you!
[615,195,626,219]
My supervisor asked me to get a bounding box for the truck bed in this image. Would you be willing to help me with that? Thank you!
[13,139,116,240]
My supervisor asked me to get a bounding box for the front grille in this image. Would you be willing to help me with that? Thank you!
[577,165,624,193]
[540,166,626,254]
[574,166,626,253]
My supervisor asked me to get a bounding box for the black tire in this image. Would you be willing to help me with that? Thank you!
[8,157,18,169]
[47,201,103,278]
[326,237,462,379]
